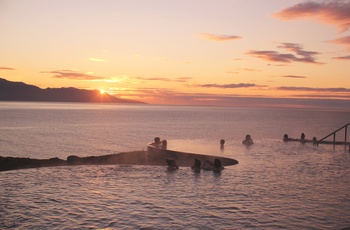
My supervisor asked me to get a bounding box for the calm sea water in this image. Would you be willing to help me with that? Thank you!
[1,102,350,229]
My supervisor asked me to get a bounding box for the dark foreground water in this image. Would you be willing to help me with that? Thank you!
[1,102,350,229]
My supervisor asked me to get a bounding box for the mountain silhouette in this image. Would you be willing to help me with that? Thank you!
[0,78,145,104]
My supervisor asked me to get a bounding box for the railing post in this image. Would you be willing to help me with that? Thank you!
[345,125,348,146]
[333,133,336,147]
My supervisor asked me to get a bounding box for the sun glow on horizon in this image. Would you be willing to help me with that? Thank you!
[1,1,350,109]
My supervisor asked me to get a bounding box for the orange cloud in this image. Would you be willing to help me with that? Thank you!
[193,83,265,89]
[332,55,350,60]
[328,35,350,51]
[89,58,109,62]
[136,77,192,83]
[42,70,104,80]
[291,94,350,99]
[247,43,323,64]
[200,33,241,41]
[274,0,350,32]
[281,75,307,79]
[0,67,15,70]
[276,86,350,92]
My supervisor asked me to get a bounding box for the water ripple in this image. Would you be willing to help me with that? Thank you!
[1,145,350,229]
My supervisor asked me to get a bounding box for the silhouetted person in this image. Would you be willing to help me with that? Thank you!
[301,133,305,140]
[161,139,167,150]
[312,137,317,145]
[220,139,225,152]
[283,134,289,142]
[213,158,224,173]
[191,158,201,173]
[242,134,254,146]
[166,158,178,171]
[154,137,161,148]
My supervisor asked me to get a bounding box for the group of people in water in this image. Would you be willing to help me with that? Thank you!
[283,133,318,145]
[220,134,254,148]
[150,137,228,173]
[166,157,224,173]
[191,158,224,173]
[152,134,254,153]
[150,136,254,173]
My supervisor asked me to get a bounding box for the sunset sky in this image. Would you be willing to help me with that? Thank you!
[1,0,350,109]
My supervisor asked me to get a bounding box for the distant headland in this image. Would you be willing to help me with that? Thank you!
[0,78,145,104]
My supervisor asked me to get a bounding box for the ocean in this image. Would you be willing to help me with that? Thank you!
[1,102,350,229]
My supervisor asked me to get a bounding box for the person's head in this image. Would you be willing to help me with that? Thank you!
[166,158,176,167]
[220,139,225,145]
[154,137,161,144]
[245,135,251,140]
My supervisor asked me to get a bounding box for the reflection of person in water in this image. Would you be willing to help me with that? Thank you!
[300,133,306,143]
[166,158,179,170]
[213,158,224,173]
[220,139,225,152]
[242,134,254,146]
[191,159,201,173]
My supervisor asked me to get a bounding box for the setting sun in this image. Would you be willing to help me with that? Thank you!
[100,89,105,94]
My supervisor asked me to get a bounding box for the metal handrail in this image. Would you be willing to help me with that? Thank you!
[317,123,350,146]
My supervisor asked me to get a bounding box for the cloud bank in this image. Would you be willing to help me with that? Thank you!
[247,43,322,64]
[194,83,260,89]
[274,0,350,32]
[136,77,192,83]
[43,70,104,80]
[277,86,350,93]
[116,88,350,110]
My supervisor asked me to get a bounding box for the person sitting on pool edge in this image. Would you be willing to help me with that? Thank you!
[152,137,161,148]
[242,134,254,146]
[161,139,167,150]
